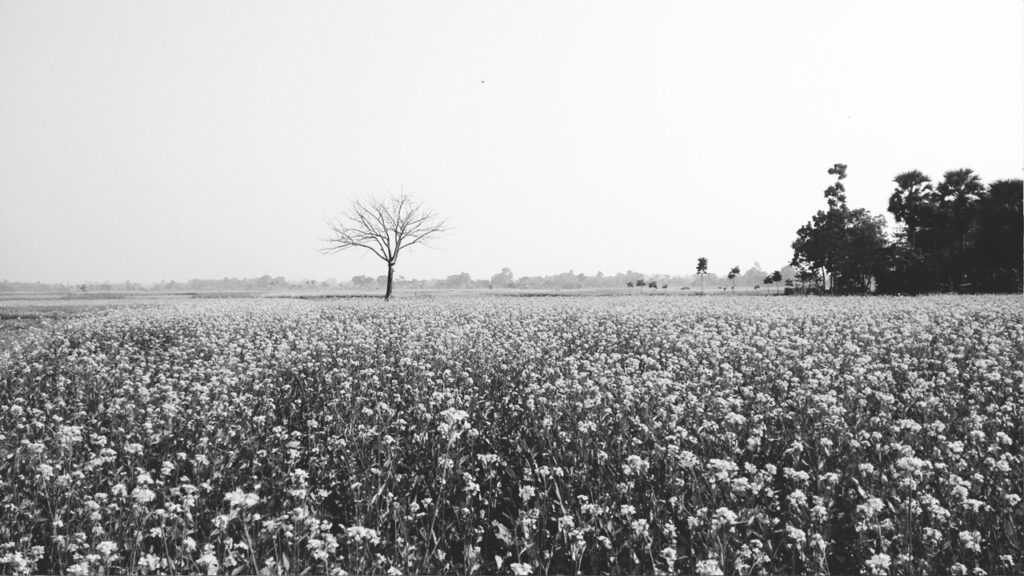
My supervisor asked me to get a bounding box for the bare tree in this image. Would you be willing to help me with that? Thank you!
[322,194,448,300]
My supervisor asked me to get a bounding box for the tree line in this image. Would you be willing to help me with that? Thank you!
[791,164,1022,294]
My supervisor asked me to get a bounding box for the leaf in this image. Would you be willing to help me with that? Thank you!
[370,482,387,504]
[494,555,503,570]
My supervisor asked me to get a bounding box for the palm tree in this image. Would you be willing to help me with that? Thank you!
[889,170,932,249]
[936,169,984,289]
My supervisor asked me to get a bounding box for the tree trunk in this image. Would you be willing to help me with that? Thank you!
[384,263,394,300]
[958,232,966,292]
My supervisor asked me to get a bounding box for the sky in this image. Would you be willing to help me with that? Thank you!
[1,1,1022,284]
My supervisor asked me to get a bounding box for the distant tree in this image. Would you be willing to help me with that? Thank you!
[771,270,782,294]
[323,194,449,300]
[727,266,740,290]
[626,281,634,288]
[696,257,708,294]
[635,278,645,288]
[490,267,515,289]
[351,275,375,289]
[441,272,472,289]
[763,274,774,293]
[661,283,668,289]
[647,280,658,289]
[740,264,765,287]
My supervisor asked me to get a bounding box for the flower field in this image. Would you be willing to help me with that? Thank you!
[1,295,1021,576]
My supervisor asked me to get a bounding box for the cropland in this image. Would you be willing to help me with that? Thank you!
[1,295,1021,575]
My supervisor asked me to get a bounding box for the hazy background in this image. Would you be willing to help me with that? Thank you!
[1,1,1021,284]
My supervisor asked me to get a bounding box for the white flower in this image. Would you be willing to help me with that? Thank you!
[97,541,118,557]
[866,553,891,575]
[711,507,737,531]
[708,459,738,482]
[510,562,533,575]
[197,546,219,572]
[138,553,161,571]
[557,514,575,532]
[660,546,677,567]
[439,407,469,424]
[623,454,650,476]
[788,489,807,508]
[695,558,724,576]
[346,525,380,545]
[224,489,259,509]
[959,530,981,553]
[131,487,156,504]
[519,485,536,501]
[858,497,884,517]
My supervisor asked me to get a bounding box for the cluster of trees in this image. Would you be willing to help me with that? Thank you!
[683,258,786,294]
[791,164,1022,294]
[0,276,340,294]
[1,266,800,296]
[885,170,1022,293]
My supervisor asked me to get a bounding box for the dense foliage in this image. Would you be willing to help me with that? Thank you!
[791,165,1022,295]
[1,296,1022,575]
[884,172,1023,294]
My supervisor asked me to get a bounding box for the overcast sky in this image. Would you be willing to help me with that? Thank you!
[1,1,1021,284]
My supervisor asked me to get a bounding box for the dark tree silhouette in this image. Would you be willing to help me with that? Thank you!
[727,266,740,291]
[792,164,888,293]
[935,169,985,289]
[696,257,708,294]
[889,170,933,249]
[969,179,1023,292]
[323,194,448,300]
